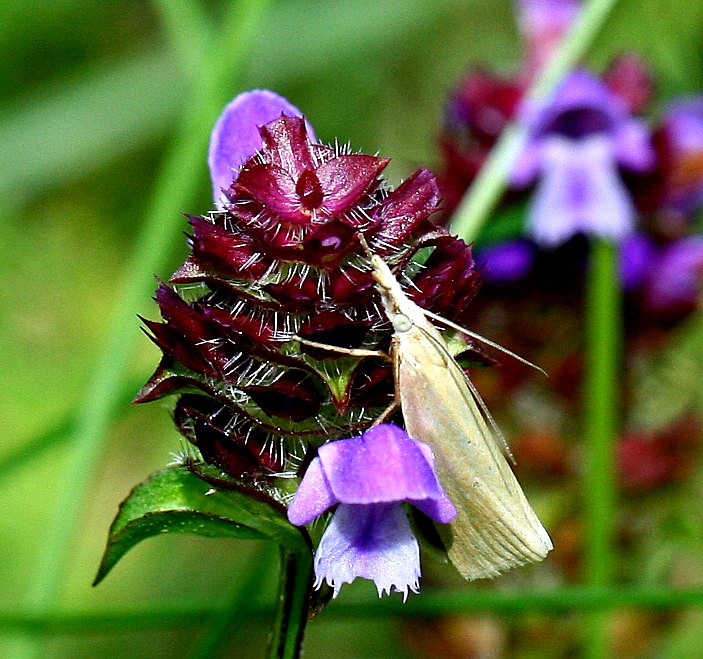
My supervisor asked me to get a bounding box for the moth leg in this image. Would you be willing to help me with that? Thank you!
[371,399,400,426]
[369,335,401,426]
[292,335,390,360]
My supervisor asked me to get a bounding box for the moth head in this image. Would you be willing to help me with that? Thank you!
[391,312,413,333]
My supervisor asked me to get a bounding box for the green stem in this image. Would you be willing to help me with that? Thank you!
[22,0,272,650]
[584,239,621,657]
[450,0,619,242]
[269,548,313,659]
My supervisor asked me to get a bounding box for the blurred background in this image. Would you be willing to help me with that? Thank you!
[2,0,703,656]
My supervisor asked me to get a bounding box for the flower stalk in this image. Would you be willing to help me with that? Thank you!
[271,548,313,659]
[584,238,621,657]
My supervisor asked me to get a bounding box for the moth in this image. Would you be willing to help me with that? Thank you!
[367,248,552,580]
[297,243,553,580]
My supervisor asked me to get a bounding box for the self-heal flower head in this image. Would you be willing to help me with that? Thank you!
[513,70,655,247]
[138,88,481,491]
[288,424,457,599]
[440,70,524,213]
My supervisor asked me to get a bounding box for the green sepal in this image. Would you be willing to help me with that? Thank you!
[310,355,364,408]
[94,463,310,585]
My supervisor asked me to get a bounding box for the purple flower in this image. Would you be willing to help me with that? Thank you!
[513,70,655,247]
[644,236,703,313]
[658,97,703,213]
[619,232,656,291]
[287,424,456,599]
[476,239,536,284]
[208,89,314,208]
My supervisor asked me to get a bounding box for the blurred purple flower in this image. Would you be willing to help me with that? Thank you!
[477,239,536,284]
[644,236,703,313]
[208,89,314,208]
[658,97,703,213]
[619,232,656,291]
[516,0,581,77]
[288,424,456,599]
[513,70,655,247]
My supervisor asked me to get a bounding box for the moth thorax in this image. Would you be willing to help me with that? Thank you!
[391,313,413,333]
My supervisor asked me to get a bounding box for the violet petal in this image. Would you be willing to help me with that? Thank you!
[517,0,581,38]
[511,137,543,187]
[664,97,703,154]
[287,456,337,525]
[645,236,703,311]
[526,70,624,134]
[477,239,536,284]
[613,119,656,173]
[407,441,457,523]
[619,232,655,290]
[317,424,448,506]
[314,503,421,599]
[208,90,309,206]
[660,97,703,212]
[527,134,635,246]
[517,0,581,75]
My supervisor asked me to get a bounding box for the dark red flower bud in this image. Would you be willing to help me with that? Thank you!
[439,69,525,212]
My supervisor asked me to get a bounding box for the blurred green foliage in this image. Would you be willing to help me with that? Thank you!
[1,0,703,657]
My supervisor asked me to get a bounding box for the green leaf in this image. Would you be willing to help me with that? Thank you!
[0,47,183,207]
[94,464,310,586]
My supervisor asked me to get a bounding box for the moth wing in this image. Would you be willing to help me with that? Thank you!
[397,325,553,580]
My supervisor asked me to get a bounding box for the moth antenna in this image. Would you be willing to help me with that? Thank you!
[422,308,547,377]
